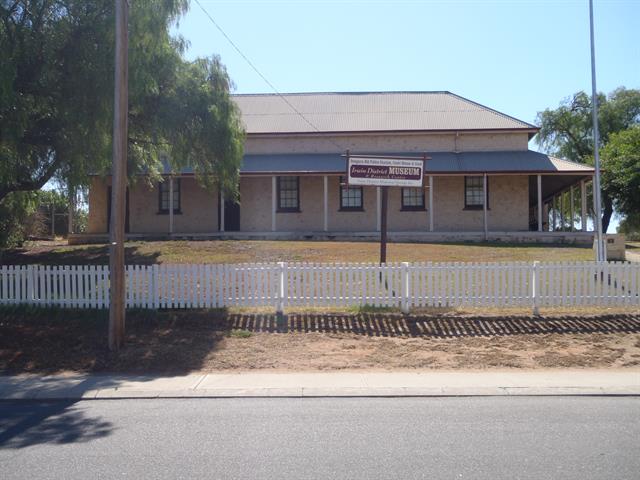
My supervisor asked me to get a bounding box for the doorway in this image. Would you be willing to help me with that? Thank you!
[220,199,240,232]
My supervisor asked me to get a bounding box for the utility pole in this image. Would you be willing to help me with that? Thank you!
[109,0,129,351]
[589,0,605,261]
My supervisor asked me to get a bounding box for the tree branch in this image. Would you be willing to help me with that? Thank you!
[0,156,62,203]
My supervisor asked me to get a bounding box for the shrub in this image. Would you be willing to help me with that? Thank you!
[0,192,39,249]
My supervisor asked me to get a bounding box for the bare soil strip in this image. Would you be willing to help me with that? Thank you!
[1,307,638,374]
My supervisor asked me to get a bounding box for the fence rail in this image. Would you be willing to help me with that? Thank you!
[1,262,639,312]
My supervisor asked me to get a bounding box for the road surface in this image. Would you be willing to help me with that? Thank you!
[1,397,638,479]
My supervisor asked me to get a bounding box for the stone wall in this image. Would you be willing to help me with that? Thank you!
[87,176,110,234]
[88,174,530,234]
[87,176,219,234]
[432,175,528,231]
[244,132,530,155]
[239,176,272,232]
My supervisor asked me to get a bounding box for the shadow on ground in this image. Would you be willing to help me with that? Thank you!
[0,373,136,449]
[0,397,113,449]
[226,312,640,338]
[0,245,159,265]
[0,307,228,375]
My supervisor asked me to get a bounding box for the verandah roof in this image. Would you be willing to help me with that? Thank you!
[134,150,592,176]
[238,151,594,176]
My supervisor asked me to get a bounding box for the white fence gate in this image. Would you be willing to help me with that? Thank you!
[0,262,638,312]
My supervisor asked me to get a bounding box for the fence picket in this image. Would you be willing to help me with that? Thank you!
[77,266,84,308]
[13,266,20,305]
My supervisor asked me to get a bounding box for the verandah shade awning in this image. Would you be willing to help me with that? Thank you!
[239,151,595,176]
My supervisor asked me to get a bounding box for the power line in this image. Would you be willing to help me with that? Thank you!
[192,0,347,152]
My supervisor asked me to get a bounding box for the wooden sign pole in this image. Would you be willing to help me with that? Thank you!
[345,152,429,266]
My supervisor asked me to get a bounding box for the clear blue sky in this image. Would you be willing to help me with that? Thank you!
[176,0,639,128]
[175,0,638,232]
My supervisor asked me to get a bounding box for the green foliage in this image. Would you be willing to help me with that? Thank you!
[347,304,399,314]
[536,87,640,231]
[0,186,91,248]
[0,0,244,202]
[536,88,640,163]
[1,1,116,198]
[228,329,252,338]
[601,126,640,218]
[74,208,88,233]
[617,213,640,241]
[37,189,69,212]
[0,191,39,248]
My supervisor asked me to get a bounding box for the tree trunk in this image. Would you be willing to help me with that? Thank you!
[601,192,614,234]
[67,185,75,235]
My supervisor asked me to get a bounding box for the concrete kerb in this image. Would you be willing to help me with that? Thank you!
[1,370,639,400]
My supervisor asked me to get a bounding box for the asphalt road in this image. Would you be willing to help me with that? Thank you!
[1,397,639,479]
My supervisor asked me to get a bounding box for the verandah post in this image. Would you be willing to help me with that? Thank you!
[483,173,488,240]
[537,174,542,232]
[532,261,540,316]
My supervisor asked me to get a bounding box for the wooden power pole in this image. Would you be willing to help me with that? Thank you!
[109,0,129,351]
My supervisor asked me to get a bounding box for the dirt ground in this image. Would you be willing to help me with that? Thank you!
[1,307,639,374]
[0,239,594,265]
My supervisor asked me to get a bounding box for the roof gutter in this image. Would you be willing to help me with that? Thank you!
[244,127,540,139]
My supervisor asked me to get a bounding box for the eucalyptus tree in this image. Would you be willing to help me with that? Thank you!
[536,87,640,232]
[601,126,640,223]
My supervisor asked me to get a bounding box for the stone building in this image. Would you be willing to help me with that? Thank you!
[82,91,595,244]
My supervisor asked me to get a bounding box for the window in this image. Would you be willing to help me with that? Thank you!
[401,188,425,211]
[277,176,300,212]
[339,176,363,210]
[158,178,180,214]
[464,176,488,209]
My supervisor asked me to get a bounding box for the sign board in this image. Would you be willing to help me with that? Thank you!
[347,156,424,187]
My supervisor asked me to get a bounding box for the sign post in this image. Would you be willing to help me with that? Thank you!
[345,153,428,264]
[380,186,388,263]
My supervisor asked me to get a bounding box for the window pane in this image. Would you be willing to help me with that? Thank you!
[465,176,485,206]
[340,176,362,209]
[160,183,168,210]
[402,188,424,207]
[159,179,180,211]
[173,180,180,211]
[278,176,299,209]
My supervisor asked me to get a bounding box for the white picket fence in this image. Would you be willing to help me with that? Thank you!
[0,262,639,312]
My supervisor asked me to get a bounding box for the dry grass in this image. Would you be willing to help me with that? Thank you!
[1,239,595,265]
[1,306,638,374]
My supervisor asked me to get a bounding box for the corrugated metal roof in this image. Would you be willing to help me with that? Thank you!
[232,92,538,134]
[239,151,594,175]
